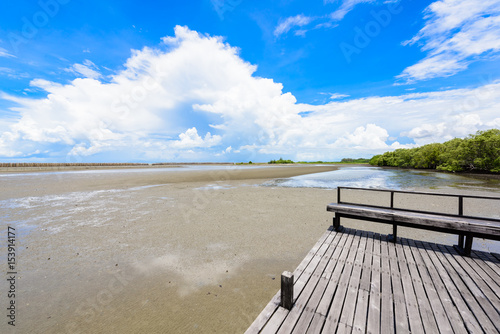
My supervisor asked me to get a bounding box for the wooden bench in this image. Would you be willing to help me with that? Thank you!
[327,187,500,256]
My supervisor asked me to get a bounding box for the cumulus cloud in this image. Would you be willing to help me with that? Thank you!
[1,26,500,162]
[171,127,221,148]
[334,124,396,149]
[398,0,500,82]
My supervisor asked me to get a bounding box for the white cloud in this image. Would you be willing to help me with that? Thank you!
[65,59,102,79]
[327,0,376,21]
[398,0,500,82]
[0,47,15,58]
[1,26,500,162]
[274,14,314,37]
[334,124,395,149]
[329,93,350,100]
[171,127,221,148]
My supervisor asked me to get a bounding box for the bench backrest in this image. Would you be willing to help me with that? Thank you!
[337,187,500,223]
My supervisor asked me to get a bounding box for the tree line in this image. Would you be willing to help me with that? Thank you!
[369,129,500,173]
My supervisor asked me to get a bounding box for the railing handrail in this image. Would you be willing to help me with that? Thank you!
[337,186,500,223]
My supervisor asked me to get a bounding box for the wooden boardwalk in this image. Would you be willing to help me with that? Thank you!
[245,227,500,333]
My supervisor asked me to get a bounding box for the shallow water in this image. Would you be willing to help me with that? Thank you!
[265,166,500,192]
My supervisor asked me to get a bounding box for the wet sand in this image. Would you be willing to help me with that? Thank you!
[0,165,498,333]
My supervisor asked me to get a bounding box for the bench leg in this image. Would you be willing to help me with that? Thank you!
[333,215,343,231]
[464,235,473,257]
[458,233,465,249]
[455,233,473,256]
[388,224,397,243]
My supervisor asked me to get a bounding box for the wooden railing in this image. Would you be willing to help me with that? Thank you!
[337,186,500,222]
[331,187,500,255]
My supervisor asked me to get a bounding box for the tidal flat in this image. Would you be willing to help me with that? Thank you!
[1,165,499,333]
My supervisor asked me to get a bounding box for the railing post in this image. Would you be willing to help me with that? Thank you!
[458,196,463,216]
[390,191,394,209]
[337,187,342,204]
[280,271,294,310]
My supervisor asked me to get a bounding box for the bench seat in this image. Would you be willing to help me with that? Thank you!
[327,203,500,256]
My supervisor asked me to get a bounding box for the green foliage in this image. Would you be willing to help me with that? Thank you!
[369,129,500,173]
[268,157,294,164]
[340,158,371,164]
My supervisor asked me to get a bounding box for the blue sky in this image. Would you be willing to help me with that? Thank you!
[1,0,500,162]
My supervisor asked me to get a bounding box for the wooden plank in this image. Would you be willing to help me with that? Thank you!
[305,313,325,334]
[470,250,500,299]
[359,231,374,292]
[400,238,439,334]
[248,226,500,334]
[453,246,500,299]
[491,252,500,262]
[260,307,289,334]
[259,231,337,333]
[339,230,369,329]
[245,229,335,334]
[321,230,362,332]
[245,291,281,334]
[308,230,356,333]
[292,236,333,299]
[352,232,374,333]
[292,231,350,333]
[315,230,356,317]
[405,238,455,334]
[424,241,488,333]
[395,240,424,334]
[413,240,469,334]
[388,240,410,333]
[366,233,381,334]
[380,237,395,334]
[278,232,342,334]
[471,250,500,282]
[440,244,500,332]
[430,243,498,333]
[327,203,500,236]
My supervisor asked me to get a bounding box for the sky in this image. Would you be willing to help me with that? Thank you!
[0,0,500,163]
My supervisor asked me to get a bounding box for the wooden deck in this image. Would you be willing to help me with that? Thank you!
[245,227,500,333]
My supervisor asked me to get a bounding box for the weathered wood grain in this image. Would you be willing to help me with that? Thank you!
[247,229,500,334]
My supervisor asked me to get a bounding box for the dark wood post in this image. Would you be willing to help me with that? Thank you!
[388,224,397,243]
[458,233,465,249]
[333,215,342,231]
[458,196,463,216]
[464,234,473,257]
[280,271,294,310]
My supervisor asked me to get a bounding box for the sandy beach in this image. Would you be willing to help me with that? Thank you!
[1,165,498,333]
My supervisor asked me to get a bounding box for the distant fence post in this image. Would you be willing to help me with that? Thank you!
[280,271,294,310]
